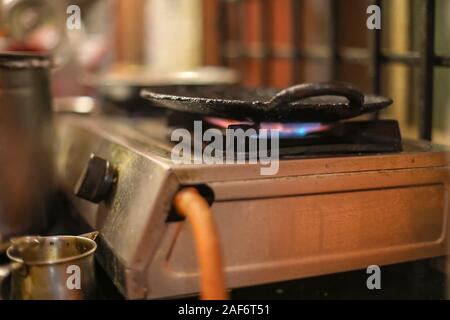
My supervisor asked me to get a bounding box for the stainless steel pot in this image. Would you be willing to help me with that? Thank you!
[0,52,54,240]
[0,232,98,300]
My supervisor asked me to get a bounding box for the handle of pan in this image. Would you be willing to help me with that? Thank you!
[268,82,365,111]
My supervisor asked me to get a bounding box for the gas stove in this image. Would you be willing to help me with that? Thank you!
[55,104,450,299]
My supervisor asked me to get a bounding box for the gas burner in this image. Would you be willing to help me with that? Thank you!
[169,115,402,158]
[205,117,332,139]
[138,82,402,157]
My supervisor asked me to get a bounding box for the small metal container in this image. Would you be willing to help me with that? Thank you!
[0,52,54,240]
[0,232,98,300]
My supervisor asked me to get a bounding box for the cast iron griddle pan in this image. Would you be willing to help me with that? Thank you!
[141,82,392,122]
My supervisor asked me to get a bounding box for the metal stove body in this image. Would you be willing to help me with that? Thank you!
[55,114,450,299]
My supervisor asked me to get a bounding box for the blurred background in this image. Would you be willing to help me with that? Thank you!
[0,0,448,144]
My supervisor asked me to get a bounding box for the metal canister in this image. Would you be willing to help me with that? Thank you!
[0,52,54,240]
[0,232,99,300]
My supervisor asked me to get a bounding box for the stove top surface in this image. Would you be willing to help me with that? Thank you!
[56,113,449,184]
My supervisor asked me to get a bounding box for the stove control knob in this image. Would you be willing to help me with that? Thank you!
[74,155,117,203]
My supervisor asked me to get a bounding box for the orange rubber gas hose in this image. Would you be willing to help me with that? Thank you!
[173,187,228,300]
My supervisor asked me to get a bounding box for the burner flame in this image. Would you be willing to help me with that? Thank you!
[206,117,331,138]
